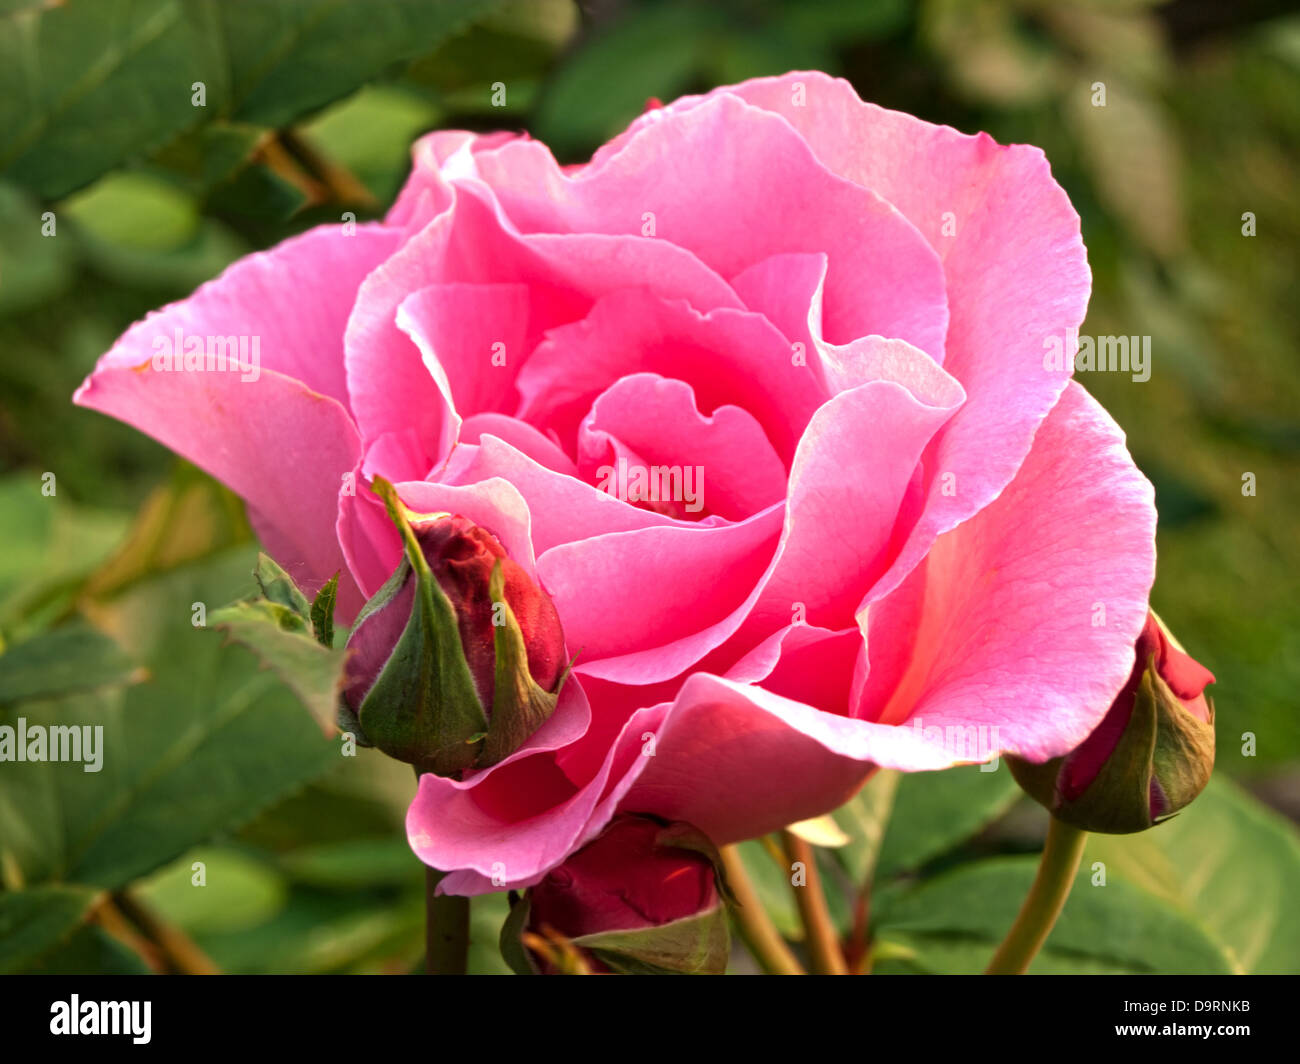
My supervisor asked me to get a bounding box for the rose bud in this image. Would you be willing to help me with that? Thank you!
[1008,611,1215,834]
[501,815,730,975]
[340,478,567,778]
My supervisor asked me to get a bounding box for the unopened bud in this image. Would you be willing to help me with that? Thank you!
[1009,611,1215,833]
[341,478,567,777]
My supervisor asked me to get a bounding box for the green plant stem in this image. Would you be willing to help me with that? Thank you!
[425,868,469,975]
[109,889,220,975]
[415,767,469,975]
[846,887,873,974]
[782,831,849,975]
[720,844,805,975]
[985,816,1088,974]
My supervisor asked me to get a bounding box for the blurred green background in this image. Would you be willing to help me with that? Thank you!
[1,0,1297,975]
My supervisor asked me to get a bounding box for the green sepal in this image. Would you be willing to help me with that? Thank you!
[213,597,306,635]
[1008,649,1216,835]
[310,572,339,649]
[1057,691,1156,836]
[479,559,564,767]
[335,696,371,746]
[357,478,488,777]
[572,905,729,975]
[1150,679,1216,818]
[254,552,311,620]
[498,892,540,976]
[337,543,408,750]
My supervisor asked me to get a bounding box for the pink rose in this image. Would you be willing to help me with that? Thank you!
[75,72,1157,895]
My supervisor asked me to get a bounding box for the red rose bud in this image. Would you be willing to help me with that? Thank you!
[1009,611,1215,834]
[501,815,729,975]
[341,477,567,777]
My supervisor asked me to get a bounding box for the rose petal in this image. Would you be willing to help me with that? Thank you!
[395,282,531,434]
[576,373,787,521]
[857,382,1157,763]
[345,184,741,464]
[745,371,964,634]
[539,502,784,680]
[515,288,826,461]
[446,435,683,554]
[720,72,1092,608]
[75,223,403,608]
[458,414,579,478]
[475,94,949,358]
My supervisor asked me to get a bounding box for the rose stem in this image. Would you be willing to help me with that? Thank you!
[415,767,469,975]
[425,868,469,975]
[719,844,805,975]
[781,831,849,975]
[984,816,1088,975]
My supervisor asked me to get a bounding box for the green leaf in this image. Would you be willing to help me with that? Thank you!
[209,597,345,736]
[830,769,900,885]
[0,474,59,609]
[0,884,102,973]
[134,846,288,935]
[214,0,503,129]
[873,856,1233,975]
[0,0,225,197]
[57,168,249,291]
[780,0,908,43]
[80,461,253,605]
[252,552,311,620]
[469,889,513,975]
[62,171,199,251]
[874,763,1021,880]
[310,573,339,649]
[0,474,130,637]
[0,0,504,198]
[300,84,440,202]
[205,158,307,222]
[1087,777,1300,974]
[236,751,410,853]
[498,892,537,975]
[0,181,74,313]
[195,889,424,974]
[21,922,152,975]
[67,202,248,293]
[279,837,421,890]
[732,837,800,939]
[0,624,140,704]
[532,1,723,157]
[0,550,338,891]
[149,119,268,192]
